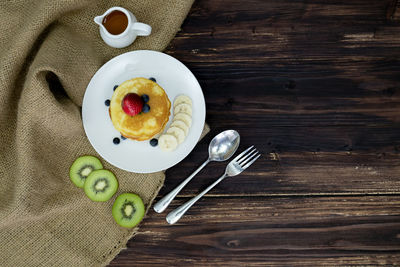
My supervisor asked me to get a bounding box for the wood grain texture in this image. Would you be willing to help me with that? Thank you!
[110,0,400,265]
[111,197,400,266]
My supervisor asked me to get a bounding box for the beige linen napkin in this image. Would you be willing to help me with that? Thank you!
[0,0,209,266]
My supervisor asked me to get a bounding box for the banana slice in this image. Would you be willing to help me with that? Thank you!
[173,113,192,127]
[174,95,192,108]
[167,126,185,144]
[174,103,192,116]
[170,120,189,136]
[158,134,178,151]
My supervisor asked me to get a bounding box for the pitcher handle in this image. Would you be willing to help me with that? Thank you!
[132,22,151,36]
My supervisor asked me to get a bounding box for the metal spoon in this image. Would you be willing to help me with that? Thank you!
[153,130,240,213]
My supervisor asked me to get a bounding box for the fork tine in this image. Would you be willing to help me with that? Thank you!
[242,154,261,170]
[240,150,259,167]
[232,145,254,162]
[237,148,258,165]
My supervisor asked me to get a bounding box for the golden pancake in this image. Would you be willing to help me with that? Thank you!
[110,78,171,141]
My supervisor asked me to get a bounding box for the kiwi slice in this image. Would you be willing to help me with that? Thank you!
[69,155,103,188]
[112,193,145,228]
[84,170,118,202]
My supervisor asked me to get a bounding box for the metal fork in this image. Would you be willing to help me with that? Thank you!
[166,146,261,224]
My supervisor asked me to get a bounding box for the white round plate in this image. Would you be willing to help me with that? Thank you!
[82,50,205,173]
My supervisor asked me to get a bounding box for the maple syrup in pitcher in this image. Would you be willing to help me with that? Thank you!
[94,7,152,48]
[102,10,128,35]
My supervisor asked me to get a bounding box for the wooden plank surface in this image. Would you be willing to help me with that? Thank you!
[110,0,400,265]
[113,196,400,266]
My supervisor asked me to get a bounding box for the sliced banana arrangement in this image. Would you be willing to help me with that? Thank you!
[159,94,193,152]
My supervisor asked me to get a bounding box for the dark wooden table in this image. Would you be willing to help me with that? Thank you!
[110,0,400,265]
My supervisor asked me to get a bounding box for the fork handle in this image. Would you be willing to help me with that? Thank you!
[166,173,227,224]
[153,158,210,213]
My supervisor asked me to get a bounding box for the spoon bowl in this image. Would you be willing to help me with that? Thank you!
[209,130,240,161]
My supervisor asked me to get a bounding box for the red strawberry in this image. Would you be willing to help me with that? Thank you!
[122,93,143,116]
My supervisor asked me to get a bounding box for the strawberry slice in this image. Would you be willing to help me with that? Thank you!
[122,93,143,116]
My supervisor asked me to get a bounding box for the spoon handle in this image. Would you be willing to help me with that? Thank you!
[166,173,227,224]
[153,158,210,213]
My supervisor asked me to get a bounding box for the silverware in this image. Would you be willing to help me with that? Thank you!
[166,145,261,224]
[153,130,240,213]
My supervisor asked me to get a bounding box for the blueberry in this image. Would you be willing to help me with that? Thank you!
[142,104,150,113]
[113,137,120,145]
[149,77,156,82]
[120,135,127,140]
[141,94,149,103]
[104,99,110,106]
[113,85,118,91]
[150,138,158,147]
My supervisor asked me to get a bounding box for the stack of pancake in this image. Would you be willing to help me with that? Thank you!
[109,78,171,141]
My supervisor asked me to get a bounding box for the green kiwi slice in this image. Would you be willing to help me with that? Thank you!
[69,155,103,188]
[83,170,118,202]
[112,193,145,228]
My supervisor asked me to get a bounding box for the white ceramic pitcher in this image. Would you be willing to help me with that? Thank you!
[94,7,151,48]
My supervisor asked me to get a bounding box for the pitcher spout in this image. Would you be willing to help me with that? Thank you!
[94,16,103,25]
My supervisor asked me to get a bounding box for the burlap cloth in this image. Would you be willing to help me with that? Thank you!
[0,1,210,266]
